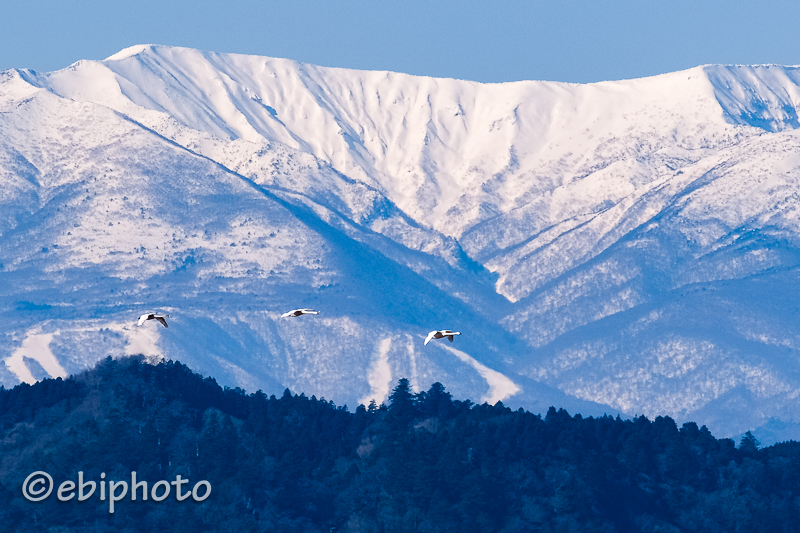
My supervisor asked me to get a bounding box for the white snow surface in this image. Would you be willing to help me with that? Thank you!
[4,46,800,441]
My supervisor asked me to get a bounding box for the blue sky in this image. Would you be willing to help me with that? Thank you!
[3,0,800,83]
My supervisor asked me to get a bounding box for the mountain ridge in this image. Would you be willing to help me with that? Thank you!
[4,45,800,442]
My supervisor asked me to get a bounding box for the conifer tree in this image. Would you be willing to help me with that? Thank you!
[388,378,416,427]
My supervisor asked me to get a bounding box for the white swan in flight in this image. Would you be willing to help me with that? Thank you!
[137,313,170,328]
[281,308,320,318]
[424,330,461,345]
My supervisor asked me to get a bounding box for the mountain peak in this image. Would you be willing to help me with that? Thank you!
[104,43,157,62]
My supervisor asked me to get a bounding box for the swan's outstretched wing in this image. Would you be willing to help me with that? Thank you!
[446,335,454,342]
[155,316,169,328]
[137,314,150,327]
[424,331,437,346]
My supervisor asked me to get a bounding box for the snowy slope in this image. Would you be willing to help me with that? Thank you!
[0,66,602,419]
[5,45,800,441]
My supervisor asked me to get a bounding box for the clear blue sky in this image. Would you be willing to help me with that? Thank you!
[3,0,800,83]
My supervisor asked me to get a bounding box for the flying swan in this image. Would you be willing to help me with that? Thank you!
[137,312,170,328]
[281,308,320,318]
[424,330,461,345]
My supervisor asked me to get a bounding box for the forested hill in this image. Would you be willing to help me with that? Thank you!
[0,357,798,532]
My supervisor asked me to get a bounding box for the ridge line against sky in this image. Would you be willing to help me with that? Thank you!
[3,0,800,84]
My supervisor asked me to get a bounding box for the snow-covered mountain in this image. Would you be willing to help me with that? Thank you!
[3,45,800,442]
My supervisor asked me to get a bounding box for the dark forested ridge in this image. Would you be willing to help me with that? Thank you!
[0,357,798,532]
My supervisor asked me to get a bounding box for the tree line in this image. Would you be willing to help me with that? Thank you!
[0,355,797,532]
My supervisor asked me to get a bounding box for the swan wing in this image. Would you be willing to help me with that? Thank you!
[447,335,454,342]
[155,316,169,328]
[424,331,437,346]
[137,314,149,326]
